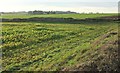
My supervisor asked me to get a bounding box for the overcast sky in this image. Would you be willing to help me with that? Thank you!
[0,0,119,13]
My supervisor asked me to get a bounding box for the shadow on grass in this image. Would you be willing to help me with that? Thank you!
[1,16,119,25]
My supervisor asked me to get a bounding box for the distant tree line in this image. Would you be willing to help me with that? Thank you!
[0,11,102,15]
[28,10,78,14]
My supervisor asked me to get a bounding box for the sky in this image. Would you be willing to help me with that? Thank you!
[0,0,119,13]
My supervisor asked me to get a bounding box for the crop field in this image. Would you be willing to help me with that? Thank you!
[2,19,118,71]
[2,13,117,19]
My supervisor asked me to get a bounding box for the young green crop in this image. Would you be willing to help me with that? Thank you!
[2,21,118,71]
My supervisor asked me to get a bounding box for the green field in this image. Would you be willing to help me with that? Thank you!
[2,13,117,19]
[2,20,118,71]
[1,13,119,71]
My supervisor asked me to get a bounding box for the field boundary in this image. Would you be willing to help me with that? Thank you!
[1,16,118,23]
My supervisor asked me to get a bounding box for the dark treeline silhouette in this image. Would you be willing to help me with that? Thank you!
[28,10,78,14]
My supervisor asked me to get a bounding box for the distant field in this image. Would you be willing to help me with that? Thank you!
[2,13,117,19]
[2,21,118,71]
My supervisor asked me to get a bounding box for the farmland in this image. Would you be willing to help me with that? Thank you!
[2,13,117,19]
[1,13,119,71]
